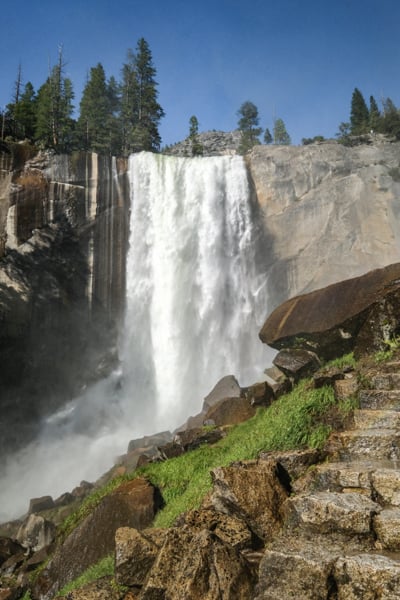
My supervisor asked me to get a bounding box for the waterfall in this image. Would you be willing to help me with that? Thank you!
[121,152,270,430]
[0,152,271,522]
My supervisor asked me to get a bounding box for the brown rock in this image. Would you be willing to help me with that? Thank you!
[209,459,289,540]
[16,514,56,552]
[28,495,54,514]
[334,553,400,599]
[244,381,275,407]
[273,348,321,381]
[202,375,242,412]
[174,427,225,451]
[127,431,172,453]
[115,527,167,588]
[180,508,253,551]
[259,263,400,360]
[57,575,121,599]
[140,527,254,599]
[0,538,24,567]
[36,478,159,599]
[204,397,256,427]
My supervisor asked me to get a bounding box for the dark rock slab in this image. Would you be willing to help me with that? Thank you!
[259,263,400,360]
[273,348,321,381]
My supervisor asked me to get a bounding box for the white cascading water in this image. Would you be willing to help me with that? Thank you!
[0,152,271,522]
[122,152,270,430]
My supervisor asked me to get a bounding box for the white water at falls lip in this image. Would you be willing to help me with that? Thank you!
[123,152,271,430]
[0,152,272,522]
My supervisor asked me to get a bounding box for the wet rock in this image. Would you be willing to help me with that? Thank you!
[179,508,253,551]
[244,381,275,407]
[273,348,321,381]
[259,263,400,361]
[115,527,167,588]
[374,508,400,551]
[174,427,225,451]
[284,491,380,535]
[0,538,24,568]
[139,527,254,599]
[36,477,159,599]
[202,375,242,412]
[16,514,56,552]
[204,397,256,427]
[56,575,121,599]
[255,540,338,600]
[127,431,172,453]
[209,459,289,540]
[334,553,400,599]
[28,496,54,514]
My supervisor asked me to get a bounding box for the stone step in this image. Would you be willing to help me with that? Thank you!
[371,373,400,390]
[359,389,400,410]
[305,460,400,505]
[334,553,400,599]
[353,409,400,430]
[374,507,400,552]
[284,491,380,536]
[332,428,400,461]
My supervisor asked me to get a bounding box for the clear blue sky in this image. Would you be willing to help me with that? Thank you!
[1,0,400,146]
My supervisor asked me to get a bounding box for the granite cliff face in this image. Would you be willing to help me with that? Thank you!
[248,138,400,310]
[0,144,129,453]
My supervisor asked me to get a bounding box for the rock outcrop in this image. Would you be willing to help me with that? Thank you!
[248,138,400,309]
[0,144,129,454]
[260,262,400,360]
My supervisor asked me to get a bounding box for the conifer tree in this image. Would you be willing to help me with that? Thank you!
[78,63,114,153]
[188,115,203,156]
[350,88,369,135]
[120,38,165,155]
[369,95,381,132]
[263,128,273,144]
[237,101,262,154]
[13,82,37,140]
[273,118,291,145]
[35,49,75,151]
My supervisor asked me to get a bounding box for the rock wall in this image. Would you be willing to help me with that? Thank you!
[0,144,129,453]
[248,138,400,310]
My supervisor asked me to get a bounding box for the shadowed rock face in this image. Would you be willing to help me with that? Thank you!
[259,263,400,360]
[0,146,129,454]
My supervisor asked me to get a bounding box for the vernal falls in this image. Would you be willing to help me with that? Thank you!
[0,152,271,522]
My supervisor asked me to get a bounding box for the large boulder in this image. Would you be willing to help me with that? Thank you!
[259,263,400,360]
[34,477,160,599]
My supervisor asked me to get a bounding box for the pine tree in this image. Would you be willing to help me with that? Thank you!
[263,128,273,144]
[237,101,262,154]
[381,97,400,139]
[369,96,381,132]
[13,82,37,140]
[273,118,291,145]
[120,38,165,155]
[35,49,75,151]
[78,63,114,153]
[188,115,203,156]
[350,88,369,135]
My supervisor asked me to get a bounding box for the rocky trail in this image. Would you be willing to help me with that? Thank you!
[255,362,400,599]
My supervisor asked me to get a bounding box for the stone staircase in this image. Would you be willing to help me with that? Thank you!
[254,363,400,600]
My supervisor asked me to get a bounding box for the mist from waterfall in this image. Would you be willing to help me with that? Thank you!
[0,152,271,522]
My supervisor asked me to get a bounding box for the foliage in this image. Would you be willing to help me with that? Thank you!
[120,38,165,155]
[273,118,291,145]
[302,135,325,145]
[263,128,273,144]
[375,335,400,363]
[188,115,203,156]
[350,88,369,135]
[237,100,262,154]
[369,95,381,131]
[77,63,117,154]
[56,555,114,597]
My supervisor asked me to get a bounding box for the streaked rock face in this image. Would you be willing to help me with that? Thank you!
[0,148,129,454]
[248,139,400,309]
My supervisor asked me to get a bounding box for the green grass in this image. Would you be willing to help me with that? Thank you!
[56,555,114,597]
[140,380,345,527]
[323,352,356,370]
[58,377,354,533]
